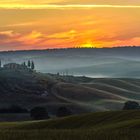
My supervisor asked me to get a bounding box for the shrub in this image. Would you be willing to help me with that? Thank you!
[0,105,28,113]
[123,101,140,110]
[30,106,50,120]
[56,106,72,117]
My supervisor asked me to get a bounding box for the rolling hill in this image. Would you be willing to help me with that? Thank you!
[0,68,139,121]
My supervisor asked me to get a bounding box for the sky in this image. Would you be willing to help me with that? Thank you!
[0,0,140,51]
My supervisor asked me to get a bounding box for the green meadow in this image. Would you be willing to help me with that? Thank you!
[0,110,139,140]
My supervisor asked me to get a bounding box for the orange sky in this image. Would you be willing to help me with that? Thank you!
[0,0,140,50]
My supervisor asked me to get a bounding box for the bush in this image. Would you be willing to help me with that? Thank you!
[0,105,28,113]
[123,101,140,110]
[30,107,50,120]
[56,106,72,117]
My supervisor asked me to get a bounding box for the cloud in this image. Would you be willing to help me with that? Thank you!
[48,30,77,39]
[0,4,140,9]
[1,22,34,28]
[113,37,140,47]
[0,30,20,41]
[0,29,140,51]
[0,0,64,4]
[0,0,140,5]
[0,30,76,50]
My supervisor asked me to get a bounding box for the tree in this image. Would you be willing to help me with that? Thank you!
[56,106,72,117]
[28,60,31,68]
[9,105,28,113]
[31,61,35,70]
[0,60,1,68]
[0,105,28,113]
[22,62,26,68]
[30,107,50,120]
[23,62,26,66]
[123,101,140,110]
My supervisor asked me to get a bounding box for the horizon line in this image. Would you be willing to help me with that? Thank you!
[0,46,140,53]
[0,4,140,9]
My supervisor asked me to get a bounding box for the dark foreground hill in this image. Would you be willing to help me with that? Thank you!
[0,110,140,140]
[0,69,140,121]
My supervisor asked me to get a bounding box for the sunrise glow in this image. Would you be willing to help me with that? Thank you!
[80,41,95,48]
[0,0,140,51]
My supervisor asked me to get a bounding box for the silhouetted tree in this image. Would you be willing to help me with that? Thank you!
[0,105,28,113]
[30,107,49,120]
[31,61,35,70]
[0,60,1,68]
[28,60,31,68]
[21,62,26,68]
[56,106,72,117]
[9,105,28,113]
[23,62,26,66]
[0,60,2,68]
[123,101,140,110]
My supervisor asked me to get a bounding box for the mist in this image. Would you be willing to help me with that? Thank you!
[1,47,140,78]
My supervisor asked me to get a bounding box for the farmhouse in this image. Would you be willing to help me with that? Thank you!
[3,63,28,70]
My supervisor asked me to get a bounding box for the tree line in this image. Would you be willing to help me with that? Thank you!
[0,101,138,121]
[22,60,35,70]
[0,105,72,120]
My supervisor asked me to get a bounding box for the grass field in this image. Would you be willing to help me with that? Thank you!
[0,110,140,140]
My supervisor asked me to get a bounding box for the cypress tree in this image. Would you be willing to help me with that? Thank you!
[0,60,1,68]
[31,61,35,70]
[23,62,26,66]
[28,60,31,68]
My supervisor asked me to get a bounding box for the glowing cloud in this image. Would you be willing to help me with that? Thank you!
[0,4,140,9]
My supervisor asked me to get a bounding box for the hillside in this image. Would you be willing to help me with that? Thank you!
[0,110,140,140]
[0,69,49,108]
[0,69,140,121]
